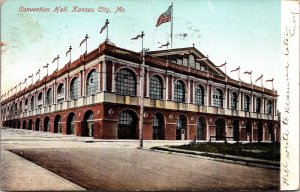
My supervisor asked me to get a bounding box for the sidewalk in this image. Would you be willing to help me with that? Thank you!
[0,149,85,191]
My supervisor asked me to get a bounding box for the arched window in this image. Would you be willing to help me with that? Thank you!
[19,101,22,113]
[195,85,204,105]
[174,80,185,103]
[231,92,238,110]
[256,98,261,113]
[266,100,272,115]
[70,77,79,100]
[30,96,34,110]
[86,70,98,96]
[244,95,250,112]
[57,84,64,103]
[149,75,163,99]
[38,92,43,101]
[46,88,52,105]
[116,68,136,96]
[213,89,223,108]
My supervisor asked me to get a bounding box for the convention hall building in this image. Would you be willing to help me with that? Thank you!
[1,41,279,142]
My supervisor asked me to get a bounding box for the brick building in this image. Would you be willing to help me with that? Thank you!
[1,41,279,141]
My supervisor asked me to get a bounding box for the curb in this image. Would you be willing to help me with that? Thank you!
[142,148,280,170]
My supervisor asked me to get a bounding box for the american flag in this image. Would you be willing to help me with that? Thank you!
[36,69,40,75]
[23,78,27,84]
[216,62,226,68]
[43,63,49,68]
[28,74,33,78]
[66,48,71,57]
[244,70,252,75]
[255,74,263,82]
[158,42,170,48]
[230,66,240,73]
[131,34,143,40]
[266,78,274,82]
[100,19,109,33]
[156,5,172,27]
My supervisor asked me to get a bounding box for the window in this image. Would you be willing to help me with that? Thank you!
[256,98,261,113]
[174,80,185,103]
[231,92,238,110]
[46,88,52,105]
[38,92,43,101]
[244,95,250,112]
[57,84,64,103]
[213,89,223,108]
[70,77,79,100]
[189,55,195,68]
[195,85,204,105]
[30,96,34,110]
[116,68,136,96]
[86,70,98,96]
[149,75,163,99]
[266,100,272,115]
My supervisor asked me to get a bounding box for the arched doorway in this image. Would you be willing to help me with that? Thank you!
[258,122,263,142]
[54,115,62,133]
[153,113,164,140]
[118,110,137,139]
[35,118,40,131]
[22,120,26,129]
[67,113,76,135]
[28,119,33,130]
[17,121,21,129]
[246,121,252,141]
[176,115,187,140]
[197,117,206,140]
[268,123,274,142]
[44,116,50,132]
[82,110,94,137]
[215,118,225,140]
[233,120,239,141]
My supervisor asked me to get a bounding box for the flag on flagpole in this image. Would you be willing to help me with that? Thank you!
[230,66,240,72]
[255,74,263,82]
[244,70,252,75]
[158,42,170,48]
[216,63,226,68]
[18,82,21,86]
[23,78,27,84]
[266,78,274,82]
[100,19,109,33]
[36,69,40,75]
[28,74,33,78]
[80,38,87,47]
[131,34,143,40]
[66,48,71,57]
[156,5,172,27]
[52,57,57,63]
[43,63,49,68]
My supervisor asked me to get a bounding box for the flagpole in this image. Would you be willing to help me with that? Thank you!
[171,2,173,49]
[139,31,145,148]
[85,34,88,55]
[106,19,109,41]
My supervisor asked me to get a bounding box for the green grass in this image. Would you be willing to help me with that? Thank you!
[168,142,280,161]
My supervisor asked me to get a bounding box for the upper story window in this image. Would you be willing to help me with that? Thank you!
[149,75,163,100]
[174,80,185,103]
[195,84,204,105]
[189,55,195,68]
[57,83,64,103]
[256,97,261,113]
[213,89,223,108]
[46,88,52,105]
[30,96,34,110]
[231,92,238,110]
[116,68,136,96]
[266,100,273,115]
[19,101,22,113]
[86,70,98,96]
[244,95,250,112]
[38,92,43,105]
[14,103,18,114]
[70,77,79,100]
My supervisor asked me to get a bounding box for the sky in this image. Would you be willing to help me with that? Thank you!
[0,0,280,97]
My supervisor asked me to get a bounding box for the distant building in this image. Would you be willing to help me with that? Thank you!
[1,41,279,141]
